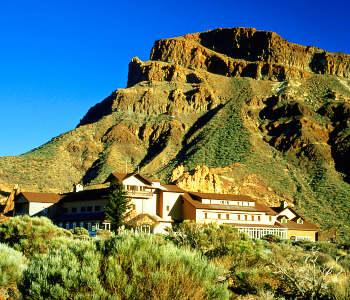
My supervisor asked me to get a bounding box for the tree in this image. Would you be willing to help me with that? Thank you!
[105,183,131,232]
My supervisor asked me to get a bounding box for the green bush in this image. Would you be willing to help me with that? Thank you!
[167,221,242,256]
[0,243,27,299]
[20,233,229,299]
[20,238,105,299]
[70,227,89,237]
[0,216,72,256]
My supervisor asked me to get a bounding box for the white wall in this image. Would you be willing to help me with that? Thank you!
[278,208,297,220]
[196,209,276,225]
[201,199,255,206]
[161,192,182,221]
[123,176,150,187]
[132,194,158,216]
[29,202,55,216]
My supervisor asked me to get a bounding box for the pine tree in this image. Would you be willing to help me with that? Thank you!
[105,183,131,232]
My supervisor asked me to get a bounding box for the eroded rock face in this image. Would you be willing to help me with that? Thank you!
[173,165,223,193]
[151,28,350,81]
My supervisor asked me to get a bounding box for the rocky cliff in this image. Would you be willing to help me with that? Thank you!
[0,28,349,240]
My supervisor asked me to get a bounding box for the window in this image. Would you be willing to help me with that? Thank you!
[269,216,272,222]
[80,222,84,228]
[95,206,101,212]
[218,213,221,219]
[238,215,241,221]
[166,205,170,211]
[72,222,77,229]
[244,215,248,221]
[252,215,255,221]
[87,206,92,212]
[81,207,86,212]
[297,218,304,224]
[258,216,261,221]
[102,222,111,231]
[65,223,70,229]
[71,207,77,213]
[139,224,151,234]
[204,212,208,219]
[226,214,230,219]
[63,207,68,214]
[281,217,288,224]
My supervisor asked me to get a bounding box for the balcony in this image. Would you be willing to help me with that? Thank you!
[126,189,153,198]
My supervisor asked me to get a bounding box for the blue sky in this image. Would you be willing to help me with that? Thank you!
[0,0,349,156]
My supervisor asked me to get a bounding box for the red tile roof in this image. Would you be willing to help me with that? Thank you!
[19,192,61,203]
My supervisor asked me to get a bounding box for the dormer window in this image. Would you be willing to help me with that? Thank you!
[297,218,304,224]
[281,217,288,224]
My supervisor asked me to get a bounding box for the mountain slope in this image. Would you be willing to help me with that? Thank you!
[1,28,349,240]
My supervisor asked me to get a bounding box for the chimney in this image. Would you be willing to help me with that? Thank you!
[74,184,84,192]
[280,200,288,209]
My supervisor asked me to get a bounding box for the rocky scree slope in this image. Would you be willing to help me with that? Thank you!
[0,28,350,240]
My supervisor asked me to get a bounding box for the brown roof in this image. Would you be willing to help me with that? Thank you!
[182,193,275,214]
[189,192,255,202]
[19,192,61,203]
[105,172,155,186]
[135,174,154,185]
[161,184,185,193]
[279,219,318,231]
[105,172,128,183]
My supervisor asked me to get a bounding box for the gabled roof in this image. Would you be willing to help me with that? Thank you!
[182,193,276,214]
[105,172,129,183]
[271,206,298,215]
[105,172,155,186]
[19,192,61,203]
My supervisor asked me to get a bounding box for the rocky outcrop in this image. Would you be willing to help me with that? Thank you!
[150,28,350,81]
[172,165,223,193]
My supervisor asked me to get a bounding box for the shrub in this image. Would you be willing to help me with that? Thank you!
[262,234,281,243]
[70,227,89,237]
[20,233,229,299]
[0,243,27,299]
[20,238,105,299]
[0,216,72,256]
[166,221,242,256]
